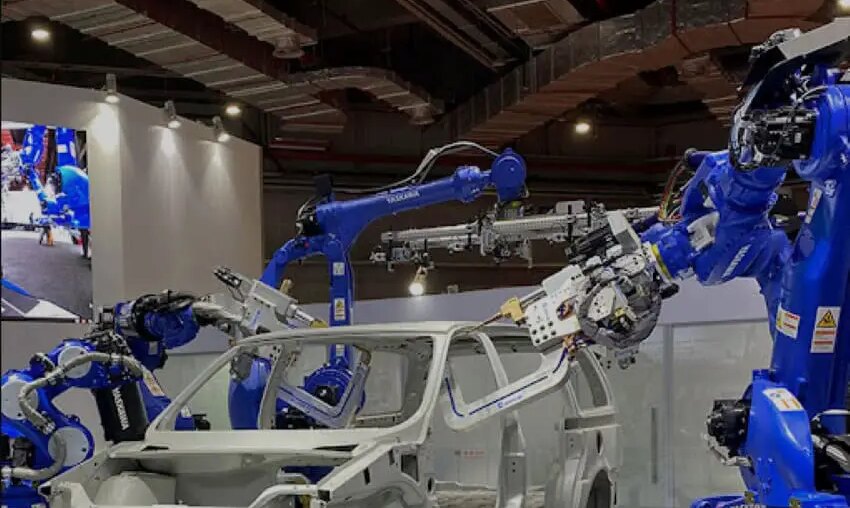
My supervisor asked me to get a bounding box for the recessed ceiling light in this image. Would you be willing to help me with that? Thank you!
[31,27,51,42]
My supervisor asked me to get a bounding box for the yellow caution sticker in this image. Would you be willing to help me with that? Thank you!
[764,388,803,412]
[333,298,346,322]
[811,306,840,354]
[817,309,838,328]
[776,304,800,339]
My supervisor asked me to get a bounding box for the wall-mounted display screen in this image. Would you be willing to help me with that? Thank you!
[1,121,92,321]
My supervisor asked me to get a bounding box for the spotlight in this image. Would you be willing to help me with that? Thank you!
[409,105,434,126]
[574,120,592,135]
[104,73,119,104]
[31,26,51,42]
[408,266,428,296]
[273,35,304,59]
[163,100,181,129]
[224,103,242,117]
[212,116,230,142]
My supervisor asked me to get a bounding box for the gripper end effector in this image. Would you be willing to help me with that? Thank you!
[213,266,242,290]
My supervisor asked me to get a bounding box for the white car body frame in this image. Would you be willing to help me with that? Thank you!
[44,322,620,508]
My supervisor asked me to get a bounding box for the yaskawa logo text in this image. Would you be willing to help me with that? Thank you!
[112,387,130,430]
[387,190,420,204]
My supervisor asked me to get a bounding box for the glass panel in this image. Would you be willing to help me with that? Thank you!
[169,355,233,430]
[605,326,668,508]
[154,353,224,430]
[670,321,772,505]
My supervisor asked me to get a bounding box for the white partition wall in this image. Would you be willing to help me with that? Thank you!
[0,78,263,302]
[1,78,263,447]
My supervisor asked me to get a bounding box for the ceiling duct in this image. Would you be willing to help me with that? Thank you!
[4,0,443,134]
[185,0,315,59]
[295,67,442,124]
[436,0,825,147]
[394,0,528,69]
[2,0,345,134]
[678,55,739,126]
[484,0,584,48]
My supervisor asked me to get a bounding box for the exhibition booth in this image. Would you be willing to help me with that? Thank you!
[0,77,813,507]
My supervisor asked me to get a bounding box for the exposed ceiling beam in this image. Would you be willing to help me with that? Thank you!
[2,59,178,78]
[678,54,740,126]
[393,0,507,69]
[452,0,529,61]
[111,0,287,78]
[438,0,825,147]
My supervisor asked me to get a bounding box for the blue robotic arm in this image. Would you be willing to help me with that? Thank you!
[0,290,224,507]
[102,290,229,430]
[261,147,526,328]
[492,21,848,508]
[17,125,56,213]
[638,21,850,508]
[16,125,90,231]
[50,127,90,231]
[642,149,792,326]
[1,330,147,507]
[226,145,527,435]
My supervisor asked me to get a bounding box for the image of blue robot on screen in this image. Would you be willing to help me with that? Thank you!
[1,123,93,321]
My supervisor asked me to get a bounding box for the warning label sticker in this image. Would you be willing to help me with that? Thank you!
[811,306,840,354]
[776,305,800,339]
[333,298,346,322]
[764,388,803,412]
[142,368,166,397]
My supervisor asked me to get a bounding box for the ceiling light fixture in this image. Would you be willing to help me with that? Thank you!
[163,100,181,129]
[409,105,434,126]
[212,116,230,142]
[104,73,120,104]
[273,35,304,59]
[224,103,242,117]
[31,26,51,42]
[574,120,592,135]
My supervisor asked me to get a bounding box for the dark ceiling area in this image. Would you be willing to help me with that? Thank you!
[0,0,837,207]
[1,0,840,300]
